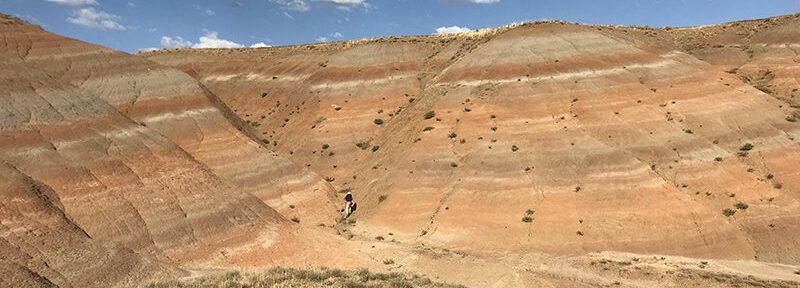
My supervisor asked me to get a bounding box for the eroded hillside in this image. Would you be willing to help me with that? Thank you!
[144,14,800,264]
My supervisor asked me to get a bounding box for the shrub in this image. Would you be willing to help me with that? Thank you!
[526,209,535,215]
[511,145,519,152]
[378,195,388,203]
[490,115,496,119]
[261,92,268,97]
[576,231,584,236]
[382,259,394,265]
[356,141,369,149]
[291,217,300,223]
[322,144,330,149]
[420,230,428,236]
[448,132,457,139]
[738,151,748,157]
[766,174,774,179]
[735,202,748,210]
[683,129,693,134]
[787,115,797,122]
[338,188,352,194]
[450,162,458,167]
[740,143,754,151]
[374,118,384,125]
[289,205,295,209]
[375,236,385,241]
[490,126,498,131]
[423,126,434,131]
[773,182,783,189]
[371,145,380,152]
[324,176,335,182]
[522,216,533,223]
[714,157,723,162]
[722,208,736,217]
[424,111,436,119]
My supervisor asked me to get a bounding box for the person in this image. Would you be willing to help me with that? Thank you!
[344,192,354,216]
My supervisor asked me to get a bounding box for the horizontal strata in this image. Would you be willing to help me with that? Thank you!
[145,18,800,265]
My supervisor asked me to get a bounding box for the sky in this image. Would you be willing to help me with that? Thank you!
[1,0,799,53]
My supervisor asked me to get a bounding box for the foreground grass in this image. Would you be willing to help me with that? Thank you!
[147,267,467,288]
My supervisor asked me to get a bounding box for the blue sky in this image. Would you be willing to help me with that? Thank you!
[1,0,799,53]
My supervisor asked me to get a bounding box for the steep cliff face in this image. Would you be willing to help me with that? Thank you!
[0,14,359,287]
[144,15,800,264]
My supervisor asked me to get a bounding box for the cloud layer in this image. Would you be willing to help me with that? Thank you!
[67,7,125,30]
[434,26,472,35]
[46,0,98,6]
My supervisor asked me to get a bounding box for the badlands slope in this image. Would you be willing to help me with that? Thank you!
[1,12,800,288]
[145,14,800,264]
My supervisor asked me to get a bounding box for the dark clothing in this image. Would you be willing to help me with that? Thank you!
[344,194,353,202]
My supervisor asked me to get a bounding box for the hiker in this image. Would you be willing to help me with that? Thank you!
[344,191,355,217]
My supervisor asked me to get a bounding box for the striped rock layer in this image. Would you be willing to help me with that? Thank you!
[145,14,800,264]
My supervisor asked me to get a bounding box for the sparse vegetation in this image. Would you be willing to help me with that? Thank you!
[448,132,457,139]
[324,176,335,182]
[356,141,370,149]
[773,182,783,189]
[522,216,533,223]
[146,267,465,288]
[374,118,384,125]
[526,209,535,215]
[722,208,736,217]
[424,111,436,119]
[714,157,723,162]
[372,145,380,152]
[261,92,268,97]
[423,126,434,131]
[735,202,749,210]
[740,143,754,151]
[291,217,300,223]
[378,195,388,203]
[511,145,519,152]
[338,188,352,194]
[382,259,394,265]
[322,144,330,149]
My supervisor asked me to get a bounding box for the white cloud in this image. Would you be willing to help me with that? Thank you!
[46,0,97,6]
[332,32,343,38]
[128,2,136,7]
[138,47,160,52]
[158,32,244,49]
[270,0,310,12]
[67,7,125,30]
[460,0,500,3]
[192,31,244,48]
[160,36,192,48]
[147,27,158,32]
[205,8,215,16]
[250,42,271,48]
[316,36,329,42]
[283,11,295,19]
[434,26,472,35]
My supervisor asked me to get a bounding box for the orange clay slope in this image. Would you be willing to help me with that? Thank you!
[144,14,800,264]
[0,14,371,288]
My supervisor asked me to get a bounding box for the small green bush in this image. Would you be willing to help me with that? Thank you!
[423,126,434,131]
[522,216,533,223]
[322,144,330,149]
[371,145,380,152]
[374,118,384,125]
[291,217,300,223]
[424,111,436,119]
[526,209,535,215]
[740,143,754,151]
[511,145,519,152]
[735,202,748,210]
[378,195,388,203]
[714,157,723,162]
[722,208,736,217]
[448,132,457,139]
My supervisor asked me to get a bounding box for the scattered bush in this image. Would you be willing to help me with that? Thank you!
[787,115,797,122]
[338,188,352,194]
[773,182,783,189]
[382,259,394,265]
[371,145,380,152]
[291,217,300,223]
[261,92,268,97]
[424,111,436,119]
[450,162,458,167]
[522,216,533,223]
[526,209,535,215]
[740,143,754,151]
[378,195,388,203]
[289,205,295,209]
[420,230,428,236]
[576,231,584,236]
[714,157,723,162]
[511,145,519,152]
[490,126,498,131]
[375,236,385,241]
[356,141,370,149]
[490,115,496,119]
[735,202,748,210]
[423,126,434,131]
[324,176,335,182]
[766,174,774,179]
[322,144,330,149]
[722,208,736,217]
[374,118,384,125]
[448,132,457,139]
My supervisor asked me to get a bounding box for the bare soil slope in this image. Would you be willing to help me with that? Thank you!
[144,14,800,265]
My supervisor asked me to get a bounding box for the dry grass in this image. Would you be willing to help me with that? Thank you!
[147,267,466,288]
